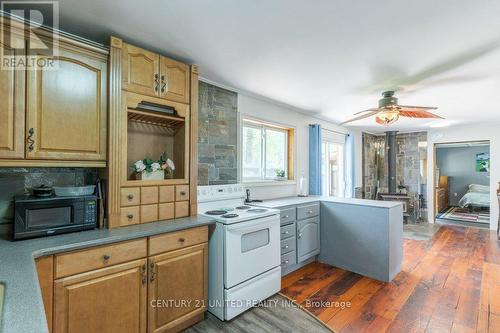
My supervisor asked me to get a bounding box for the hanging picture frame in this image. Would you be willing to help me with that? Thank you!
[475,153,490,172]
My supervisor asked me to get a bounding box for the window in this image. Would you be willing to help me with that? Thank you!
[242,119,291,181]
[321,130,345,197]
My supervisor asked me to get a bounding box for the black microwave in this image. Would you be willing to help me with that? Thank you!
[14,195,98,240]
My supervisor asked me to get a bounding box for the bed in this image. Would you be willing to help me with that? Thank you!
[458,184,490,210]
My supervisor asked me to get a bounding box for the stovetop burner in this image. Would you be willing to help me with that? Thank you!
[221,213,239,218]
[235,205,251,210]
[247,208,268,213]
[205,210,227,215]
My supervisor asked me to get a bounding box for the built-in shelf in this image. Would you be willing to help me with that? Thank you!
[127,109,184,133]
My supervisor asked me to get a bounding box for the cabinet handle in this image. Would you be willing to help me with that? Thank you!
[103,254,111,261]
[161,75,167,93]
[298,233,302,239]
[283,260,289,264]
[127,194,134,201]
[27,128,35,152]
[127,213,134,220]
[150,262,156,282]
[141,263,147,285]
[308,210,313,214]
[178,237,185,243]
[282,245,289,249]
[154,73,160,92]
[283,215,289,219]
[180,191,186,196]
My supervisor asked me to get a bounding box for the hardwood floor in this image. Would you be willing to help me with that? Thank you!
[281,225,500,333]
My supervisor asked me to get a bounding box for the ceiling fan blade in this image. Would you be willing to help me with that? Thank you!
[398,105,438,110]
[399,109,444,119]
[353,108,380,115]
[340,110,380,125]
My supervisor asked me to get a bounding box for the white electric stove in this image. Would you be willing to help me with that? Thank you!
[198,184,281,321]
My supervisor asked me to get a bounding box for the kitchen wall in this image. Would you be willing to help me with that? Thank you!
[198,82,238,185]
[237,91,363,199]
[427,123,500,230]
[436,145,490,206]
[0,168,98,233]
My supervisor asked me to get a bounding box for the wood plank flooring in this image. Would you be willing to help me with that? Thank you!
[280,225,500,333]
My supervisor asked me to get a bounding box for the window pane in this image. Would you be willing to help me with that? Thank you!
[265,128,286,178]
[242,125,262,179]
[321,141,345,197]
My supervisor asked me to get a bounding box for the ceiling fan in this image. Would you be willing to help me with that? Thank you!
[340,91,443,126]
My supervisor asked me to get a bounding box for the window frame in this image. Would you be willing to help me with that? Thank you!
[241,118,293,183]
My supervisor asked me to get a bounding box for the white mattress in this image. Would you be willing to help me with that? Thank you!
[459,191,490,208]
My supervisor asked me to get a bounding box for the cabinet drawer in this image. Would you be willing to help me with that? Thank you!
[120,206,140,226]
[281,251,296,268]
[120,187,140,207]
[280,208,296,225]
[280,223,296,240]
[297,203,320,220]
[175,201,189,218]
[149,226,208,255]
[175,185,189,201]
[55,238,147,278]
[280,237,296,255]
[141,204,158,223]
[159,202,175,220]
[141,186,158,204]
[159,186,175,203]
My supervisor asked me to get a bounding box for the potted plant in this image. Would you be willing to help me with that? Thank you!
[159,152,175,179]
[133,158,164,180]
[275,168,286,181]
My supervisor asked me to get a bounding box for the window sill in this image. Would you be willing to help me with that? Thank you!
[243,180,296,187]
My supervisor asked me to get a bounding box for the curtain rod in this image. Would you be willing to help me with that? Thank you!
[321,127,349,136]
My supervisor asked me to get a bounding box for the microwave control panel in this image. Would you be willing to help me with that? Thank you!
[84,200,97,224]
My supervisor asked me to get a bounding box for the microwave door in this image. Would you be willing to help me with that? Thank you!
[26,205,74,230]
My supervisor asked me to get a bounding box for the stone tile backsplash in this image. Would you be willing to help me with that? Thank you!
[198,81,238,185]
[0,168,98,226]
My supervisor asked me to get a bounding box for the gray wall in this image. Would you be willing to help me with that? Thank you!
[436,146,490,206]
[198,81,238,186]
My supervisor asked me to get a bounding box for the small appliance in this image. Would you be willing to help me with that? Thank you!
[13,194,98,240]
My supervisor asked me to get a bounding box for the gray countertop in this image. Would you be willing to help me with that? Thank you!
[0,215,215,333]
[252,196,403,209]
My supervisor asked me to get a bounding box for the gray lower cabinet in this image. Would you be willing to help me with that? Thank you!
[297,217,320,262]
[277,202,320,275]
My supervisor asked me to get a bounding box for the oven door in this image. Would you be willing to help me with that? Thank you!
[224,214,280,289]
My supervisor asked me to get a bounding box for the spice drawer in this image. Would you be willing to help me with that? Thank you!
[54,238,147,278]
[120,206,140,226]
[149,225,208,255]
[120,187,140,207]
[175,185,189,201]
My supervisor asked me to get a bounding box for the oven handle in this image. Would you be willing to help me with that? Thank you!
[225,214,278,233]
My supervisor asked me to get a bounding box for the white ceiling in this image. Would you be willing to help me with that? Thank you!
[56,0,500,132]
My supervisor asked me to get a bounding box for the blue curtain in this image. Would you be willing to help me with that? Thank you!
[344,133,355,198]
[309,124,322,195]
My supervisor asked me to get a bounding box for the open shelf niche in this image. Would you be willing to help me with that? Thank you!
[126,108,186,183]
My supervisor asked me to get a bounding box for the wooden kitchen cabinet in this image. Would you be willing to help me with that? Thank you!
[159,57,190,104]
[26,42,107,161]
[122,43,160,97]
[148,243,208,333]
[0,37,25,159]
[54,259,147,333]
[35,256,54,333]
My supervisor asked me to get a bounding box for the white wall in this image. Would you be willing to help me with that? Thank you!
[238,92,362,199]
[427,124,500,230]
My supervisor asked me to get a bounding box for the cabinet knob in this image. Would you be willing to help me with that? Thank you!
[127,194,134,201]
[127,213,133,220]
[283,260,289,264]
[282,245,289,249]
[180,191,186,196]
[178,237,185,242]
[308,210,313,214]
[103,254,111,261]
[283,231,289,234]
[298,233,302,239]
[283,215,289,219]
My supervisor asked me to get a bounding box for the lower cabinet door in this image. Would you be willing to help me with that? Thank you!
[148,243,208,333]
[53,259,147,333]
[297,217,320,262]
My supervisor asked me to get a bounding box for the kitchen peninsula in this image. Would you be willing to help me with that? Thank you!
[253,196,404,282]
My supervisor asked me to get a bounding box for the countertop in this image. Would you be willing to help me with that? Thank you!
[252,196,404,209]
[0,215,215,333]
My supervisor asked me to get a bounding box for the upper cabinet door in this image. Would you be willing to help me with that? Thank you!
[159,56,190,104]
[26,44,107,161]
[122,43,160,97]
[0,38,25,159]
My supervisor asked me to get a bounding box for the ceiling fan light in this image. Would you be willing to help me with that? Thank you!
[376,110,400,125]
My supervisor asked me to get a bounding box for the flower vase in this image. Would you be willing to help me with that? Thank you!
[139,170,164,180]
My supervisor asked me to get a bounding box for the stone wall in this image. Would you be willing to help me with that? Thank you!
[198,82,238,185]
[0,168,98,231]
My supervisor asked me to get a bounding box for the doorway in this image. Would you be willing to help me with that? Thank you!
[434,141,490,228]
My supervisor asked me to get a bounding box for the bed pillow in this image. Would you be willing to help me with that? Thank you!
[468,184,489,193]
